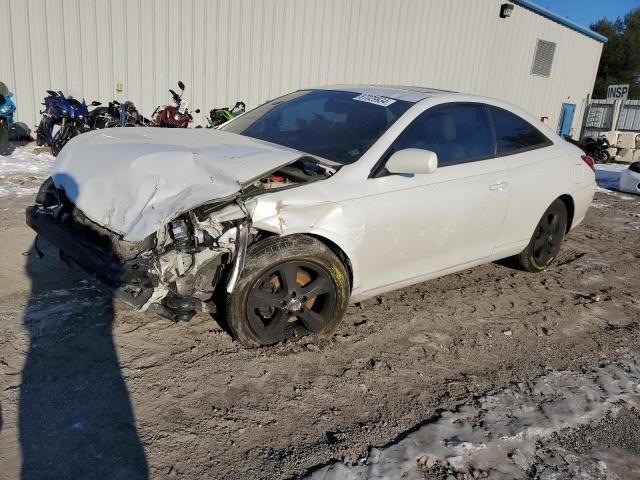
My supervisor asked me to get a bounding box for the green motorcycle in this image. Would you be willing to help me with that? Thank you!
[206,101,245,128]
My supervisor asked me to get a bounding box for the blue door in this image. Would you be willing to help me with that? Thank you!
[558,103,575,137]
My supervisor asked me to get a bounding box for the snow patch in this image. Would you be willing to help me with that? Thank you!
[0,144,54,175]
[0,142,54,196]
[307,355,640,480]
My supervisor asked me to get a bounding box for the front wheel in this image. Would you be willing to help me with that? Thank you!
[514,199,568,272]
[0,122,9,154]
[51,125,80,156]
[226,235,350,347]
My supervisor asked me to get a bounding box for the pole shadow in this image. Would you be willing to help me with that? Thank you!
[19,234,148,479]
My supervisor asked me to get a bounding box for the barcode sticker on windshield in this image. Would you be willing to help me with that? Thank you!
[353,93,396,107]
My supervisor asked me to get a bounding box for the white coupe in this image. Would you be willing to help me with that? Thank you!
[28,86,595,347]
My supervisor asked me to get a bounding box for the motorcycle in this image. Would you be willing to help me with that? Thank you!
[206,101,246,128]
[115,100,154,127]
[0,82,32,153]
[87,99,153,129]
[36,90,101,156]
[152,81,199,128]
[564,134,611,164]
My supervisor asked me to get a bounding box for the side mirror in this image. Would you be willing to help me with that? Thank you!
[178,81,185,91]
[91,101,101,106]
[194,108,200,113]
[386,148,438,175]
[46,90,58,97]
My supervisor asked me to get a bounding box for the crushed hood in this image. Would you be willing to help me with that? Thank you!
[51,128,301,241]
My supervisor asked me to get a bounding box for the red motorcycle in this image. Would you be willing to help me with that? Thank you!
[152,81,200,128]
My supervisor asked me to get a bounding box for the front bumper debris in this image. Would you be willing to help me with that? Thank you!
[26,206,156,309]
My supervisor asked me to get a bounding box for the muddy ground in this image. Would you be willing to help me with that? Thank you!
[0,186,639,479]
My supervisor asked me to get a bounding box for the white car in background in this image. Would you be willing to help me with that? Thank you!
[27,85,595,347]
[619,161,640,195]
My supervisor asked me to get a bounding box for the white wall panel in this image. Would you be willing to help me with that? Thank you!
[61,0,82,99]
[0,0,603,137]
[45,0,67,91]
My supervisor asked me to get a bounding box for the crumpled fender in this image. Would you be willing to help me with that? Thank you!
[250,196,365,291]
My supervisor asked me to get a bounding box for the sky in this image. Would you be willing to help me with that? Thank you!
[539,0,639,28]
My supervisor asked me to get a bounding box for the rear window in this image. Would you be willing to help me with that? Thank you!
[490,106,550,155]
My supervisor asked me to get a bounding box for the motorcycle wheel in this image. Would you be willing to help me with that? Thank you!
[35,118,50,146]
[591,149,609,164]
[51,126,79,156]
[0,122,9,154]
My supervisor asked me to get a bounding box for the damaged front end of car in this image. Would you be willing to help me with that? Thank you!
[26,157,331,322]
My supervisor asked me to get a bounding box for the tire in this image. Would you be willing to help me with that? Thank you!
[51,132,65,156]
[51,126,79,156]
[600,149,611,164]
[226,234,350,347]
[36,128,47,147]
[514,199,568,273]
[0,122,8,154]
[35,117,51,147]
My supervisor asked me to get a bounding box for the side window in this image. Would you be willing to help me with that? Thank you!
[490,106,549,154]
[389,103,494,166]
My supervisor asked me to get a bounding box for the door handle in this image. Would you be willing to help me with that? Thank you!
[489,181,509,191]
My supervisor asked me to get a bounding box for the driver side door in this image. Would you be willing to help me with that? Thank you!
[355,103,510,293]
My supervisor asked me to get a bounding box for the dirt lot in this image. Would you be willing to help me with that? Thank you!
[1,183,640,479]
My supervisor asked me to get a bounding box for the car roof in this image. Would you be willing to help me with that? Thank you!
[314,84,455,103]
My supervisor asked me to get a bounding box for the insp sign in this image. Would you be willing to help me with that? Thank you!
[606,84,629,100]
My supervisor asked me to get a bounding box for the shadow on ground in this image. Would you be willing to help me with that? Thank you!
[18,240,148,479]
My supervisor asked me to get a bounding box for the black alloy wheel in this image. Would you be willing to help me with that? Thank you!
[226,235,350,347]
[531,211,564,267]
[515,199,567,272]
[246,260,337,341]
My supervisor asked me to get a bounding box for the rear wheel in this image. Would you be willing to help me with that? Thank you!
[515,199,567,272]
[593,149,610,164]
[226,235,350,347]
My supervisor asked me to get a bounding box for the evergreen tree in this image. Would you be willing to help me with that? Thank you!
[590,9,640,99]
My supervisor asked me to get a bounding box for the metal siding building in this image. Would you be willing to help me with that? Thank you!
[0,0,604,135]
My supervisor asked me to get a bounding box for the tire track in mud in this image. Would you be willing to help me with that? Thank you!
[0,192,639,479]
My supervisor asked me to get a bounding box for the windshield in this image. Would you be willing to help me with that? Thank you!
[221,89,412,164]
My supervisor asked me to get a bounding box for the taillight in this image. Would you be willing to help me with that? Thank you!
[581,155,595,172]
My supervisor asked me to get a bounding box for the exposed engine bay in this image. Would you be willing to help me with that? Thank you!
[27,157,334,322]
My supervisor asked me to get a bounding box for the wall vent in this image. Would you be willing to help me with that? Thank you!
[531,39,556,77]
